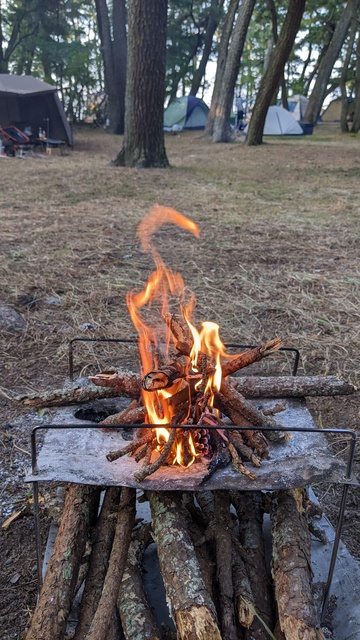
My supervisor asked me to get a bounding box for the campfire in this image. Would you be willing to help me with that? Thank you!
[89,205,289,482]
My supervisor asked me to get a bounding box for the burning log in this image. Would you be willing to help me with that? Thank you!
[88,370,141,397]
[142,356,190,390]
[26,484,100,640]
[221,338,283,377]
[117,524,160,640]
[270,489,326,640]
[149,491,222,640]
[231,491,275,639]
[84,487,136,640]
[73,487,120,639]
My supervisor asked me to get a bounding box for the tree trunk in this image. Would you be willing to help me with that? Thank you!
[351,28,360,132]
[26,484,100,640]
[114,0,169,168]
[190,0,224,97]
[246,0,306,146]
[206,0,239,136]
[339,6,358,132]
[303,0,357,125]
[212,0,256,143]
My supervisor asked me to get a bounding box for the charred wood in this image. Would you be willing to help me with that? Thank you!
[222,338,283,377]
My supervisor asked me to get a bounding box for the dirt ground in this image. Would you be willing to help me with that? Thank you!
[0,124,359,639]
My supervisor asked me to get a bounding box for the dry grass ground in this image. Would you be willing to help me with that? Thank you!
[0,124,359,638]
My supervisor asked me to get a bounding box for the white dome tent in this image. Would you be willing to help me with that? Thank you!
[245,105,304,136]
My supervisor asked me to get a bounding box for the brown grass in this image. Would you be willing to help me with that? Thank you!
[0,123,359,393]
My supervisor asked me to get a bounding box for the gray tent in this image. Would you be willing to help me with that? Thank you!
[0,74,72,145]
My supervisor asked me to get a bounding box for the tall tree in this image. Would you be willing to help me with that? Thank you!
[351,27,360,132]
[212,0,256,142]
[95,0,127,134]
[114,0,169,168]
[303,0,357,125]
[246,0,306,146]
[190,0,225,97]
[339,4,358,132]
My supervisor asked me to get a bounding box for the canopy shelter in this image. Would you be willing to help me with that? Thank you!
[164,96,209,130]
[0,74,72,146]
[321,98,355,123]
[287,94,309,121]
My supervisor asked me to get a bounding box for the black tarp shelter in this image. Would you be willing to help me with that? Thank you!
[0,74,72,146]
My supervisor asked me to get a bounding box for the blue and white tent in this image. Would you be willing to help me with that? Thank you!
[164,96,209,131]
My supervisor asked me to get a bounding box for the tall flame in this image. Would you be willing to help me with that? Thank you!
[127,205,227,467]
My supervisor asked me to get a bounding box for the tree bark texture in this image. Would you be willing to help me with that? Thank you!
[26,484,100,640]
[117,525,160,640]
[246,0,306,145]
[190,0,224,97]
[149,491,222,640]
[270,489,325,640]
[351,27,360,133]
[73,487,121,639]
[85,487,136,640]
[212,0,256,143]
[232,491,275,638]
[303,0,357,125]
[114,0,169,167]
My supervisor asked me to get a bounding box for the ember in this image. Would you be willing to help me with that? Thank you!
[91,205,289,481]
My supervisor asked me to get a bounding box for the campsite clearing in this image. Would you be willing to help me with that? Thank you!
[0,124,359,639]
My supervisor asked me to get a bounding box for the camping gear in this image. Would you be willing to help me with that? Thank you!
[244,105,303,136]
[0,74,72,146]
[0,125,31,156]
[164,95,209,130]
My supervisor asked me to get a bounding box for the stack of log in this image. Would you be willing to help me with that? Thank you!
[21,323,356,640]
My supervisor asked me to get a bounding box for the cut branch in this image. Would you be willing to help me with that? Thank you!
[231,374,357,398]
[85,487,136,640]
[26,484,100,640]
[222,338,283,377]
[149,491,222,640]
[17,383,127,408]
[88,370,141,397]
[270,489,326,640]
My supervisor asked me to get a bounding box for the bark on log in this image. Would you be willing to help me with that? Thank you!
[149,491,222,640]
[232,537,255,629]
[231,375,357,398]
[117,524,160,640]
[73,487,121,639]
[26,484,100,640]
[212,491,237,640]
[99,404,147,427]
[142,356,190,390]
[222,338,283,377]
[17,383,128,408]
[88,370,141,397]
[270,489,326,640]
[85,487,136,640]
[231,491,275,639]
[217,379,290,443]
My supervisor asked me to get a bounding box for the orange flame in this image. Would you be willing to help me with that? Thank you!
[127,206,227,467]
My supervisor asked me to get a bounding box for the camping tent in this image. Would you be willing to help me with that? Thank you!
[261,106,303,135]
[287,94,309,121]
[164,96,209,130]
[0,74,72,145]
[321,98,355,122]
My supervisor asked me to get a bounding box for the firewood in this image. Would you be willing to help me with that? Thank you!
[84,487,136,640]
[212,491,238,640]
[163,312,193,354]
[17,383,128,408]
[26,484,100,640]
[106,431,154,462]
[217,379,290,442]
[142,356,190,390]
[231,537,255,629]
[133,427,178,483]
[149,491,222,640]
[99,403,147,428]
[231,491,275,639]
[73,487,121,640]
[231,374,357,398]
[88,370,141,396]
[222,338,283,377]
[270,489,326,640]
[117,523,160,640]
